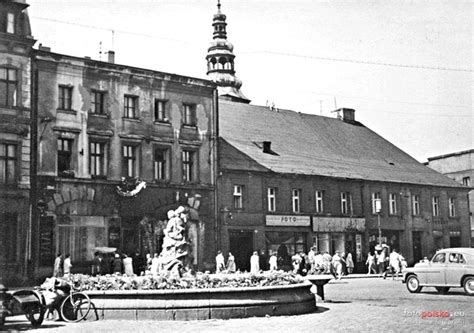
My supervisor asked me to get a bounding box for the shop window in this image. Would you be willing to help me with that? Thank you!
[91,90,106,115]
[268,187,276,212]
[233,185,243,209]
[0,213,17,262]
[122,144,138,177]
[57,138,74,177]
[315,190,323,213]
[0,67,17,107]
[389,193,398,215]
[154,99,167,122]
[124,95,138,118]
[292,189,301,213]
[432,196,439,216]
[154,147,169,181]
[89,141,106,177]
[58,85,73,110]
[265,231,307,268]
[371,192,381,214]
[412,195,420,216]
[448,197,456,217]
[0,143,17,184]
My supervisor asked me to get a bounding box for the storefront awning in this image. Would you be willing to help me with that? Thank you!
[312,217,365,232]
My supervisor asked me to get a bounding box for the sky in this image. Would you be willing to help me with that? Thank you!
[28,0,473,162]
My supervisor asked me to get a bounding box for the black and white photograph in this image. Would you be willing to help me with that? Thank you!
[0,0,472,332]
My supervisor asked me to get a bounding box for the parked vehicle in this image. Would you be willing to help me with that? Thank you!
[402,247,474,295]
[0,286,45,328]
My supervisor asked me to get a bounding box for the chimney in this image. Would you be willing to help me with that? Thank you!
[107,50,115,64]
[263,141,272,154]
[38,44,51,52]
[339,108,355,123]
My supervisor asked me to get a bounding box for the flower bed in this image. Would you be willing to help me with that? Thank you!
[56,271,305,291]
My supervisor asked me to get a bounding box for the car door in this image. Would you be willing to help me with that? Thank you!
[426,252,446,286]
[444,252,466,287]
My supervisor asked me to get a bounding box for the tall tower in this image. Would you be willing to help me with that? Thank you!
[206,1,250,103]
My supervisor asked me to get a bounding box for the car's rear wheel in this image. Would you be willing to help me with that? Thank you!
[435,287,450,294]
[463,277,474,296]
[406,275,422,293]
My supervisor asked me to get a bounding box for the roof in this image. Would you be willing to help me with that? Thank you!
[427,149,474,162]
[219,100,464,188]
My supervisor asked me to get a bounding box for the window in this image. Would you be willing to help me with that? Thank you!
[268,187,276,212]
[233,185,243,209]
[371,192,381,214]
[58,85,72,110]
[0,67,17,107]
[432,252,445,263]
[432,196,439,216]
[0,143,16,184]
[315,190,323,213]
[462,177,470,186]
[341,192,352,215]
[154,99,167,122]
[1,213,17,262]
[122,145,138,177]
[448,197,456,217]
[448,253,465,264]
[182,150,196,182]
[153,147,169,181]
[389,193,398,215]
[124,95,138,118]
[292,189,301,213]
[7,13,15,34]
[412,195,420,216]
[57,138,73,176]
[183,104,196,126]
[91,91,106,114]
[89,141,106,177]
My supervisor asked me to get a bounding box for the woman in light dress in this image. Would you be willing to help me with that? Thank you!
[250,251,260,273]
[226,252,236,273]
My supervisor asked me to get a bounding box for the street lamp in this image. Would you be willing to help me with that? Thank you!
[375,198,382,246]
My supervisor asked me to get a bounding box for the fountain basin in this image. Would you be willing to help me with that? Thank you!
[85,282,315,320]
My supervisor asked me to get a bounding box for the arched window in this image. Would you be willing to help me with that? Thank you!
[218,57,227,70]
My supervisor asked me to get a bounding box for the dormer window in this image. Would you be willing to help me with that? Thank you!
[7,13,15,34]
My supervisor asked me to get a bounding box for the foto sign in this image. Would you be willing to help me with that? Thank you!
[266,215,311,227]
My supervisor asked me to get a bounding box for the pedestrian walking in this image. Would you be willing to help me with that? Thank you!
[366,252,376,274]
[92,251,102,276]
[112,253,123,274]
[340,252,348,276]
[346,253,354,274]
[250,251,260,273]
[269,251,278,271]
[385,248,401,279]
[145,253,152,271]
[307,247,316,272]
[63,254,72,277]
[226,252,236,273]
[53,253,62,277]
[150,253,159,274]
[215,250,225,273]
[332,251,343,280]
[123,254,134,276]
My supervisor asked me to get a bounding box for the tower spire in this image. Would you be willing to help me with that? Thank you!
[206,1,250,103]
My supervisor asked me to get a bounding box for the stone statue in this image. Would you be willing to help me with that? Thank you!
[158,206,190,277]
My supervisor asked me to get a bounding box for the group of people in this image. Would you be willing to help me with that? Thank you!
[215,250,236,273]
[53,253,72,277]
[366,247,407,278]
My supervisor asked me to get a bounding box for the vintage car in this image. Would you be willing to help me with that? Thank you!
[402,247,474,295]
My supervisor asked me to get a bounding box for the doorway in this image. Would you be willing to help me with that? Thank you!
[229,230,253,272]
[412,231,423,264]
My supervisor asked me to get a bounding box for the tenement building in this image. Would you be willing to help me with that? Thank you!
[211,1,471,273]
[426,150,474,247]
[0,0,36,283]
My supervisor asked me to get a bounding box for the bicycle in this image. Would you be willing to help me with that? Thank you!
[59,281,92,323]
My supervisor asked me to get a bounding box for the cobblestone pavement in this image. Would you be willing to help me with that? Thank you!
[2,277,472,332]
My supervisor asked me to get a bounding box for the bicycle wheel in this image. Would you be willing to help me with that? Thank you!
[60,292,91,323]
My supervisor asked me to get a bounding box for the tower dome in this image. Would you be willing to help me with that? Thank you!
[206,1,250,103]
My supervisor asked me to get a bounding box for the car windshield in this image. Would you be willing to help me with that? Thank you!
[432,253,445,263]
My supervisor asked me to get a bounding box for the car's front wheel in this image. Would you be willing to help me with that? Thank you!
[463,276,474,296]
[435,287,450,294]
[406,275,422,293]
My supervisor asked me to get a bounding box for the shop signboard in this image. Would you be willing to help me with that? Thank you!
[312,217,365,232]
[265,215,311,227]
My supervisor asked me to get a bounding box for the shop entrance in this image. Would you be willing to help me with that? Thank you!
[412,231,423,263]
[229,231,253,272]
